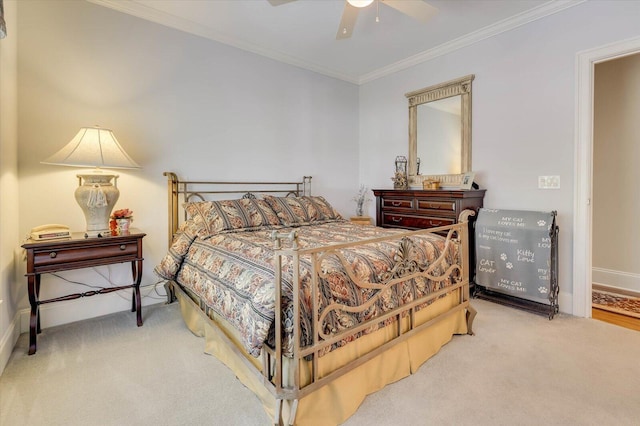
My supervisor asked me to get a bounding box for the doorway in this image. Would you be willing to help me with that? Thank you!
[591,53,640,330]
[573,36,640,318]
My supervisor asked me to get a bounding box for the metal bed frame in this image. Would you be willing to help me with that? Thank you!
[162,172,476,425]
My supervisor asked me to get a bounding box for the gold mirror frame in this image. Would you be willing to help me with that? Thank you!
[406,74,474,188]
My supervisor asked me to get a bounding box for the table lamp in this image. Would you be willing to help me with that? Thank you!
[41,126,141,237]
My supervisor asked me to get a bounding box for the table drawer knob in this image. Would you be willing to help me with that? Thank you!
[49,251,57,258]
[120,244,127,250]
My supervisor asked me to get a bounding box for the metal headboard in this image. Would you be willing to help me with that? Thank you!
[164,172,312,248]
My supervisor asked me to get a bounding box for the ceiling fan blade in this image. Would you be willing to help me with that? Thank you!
[267,0,297,6]
[382,0,438,23]
[336,2,359,40]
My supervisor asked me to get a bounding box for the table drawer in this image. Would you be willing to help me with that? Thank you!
[382,213,455,229]
[382,198,413,209]
[416,200,456,212]
[33,241,139,268]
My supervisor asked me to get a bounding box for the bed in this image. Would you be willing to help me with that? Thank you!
[155,172,476,425]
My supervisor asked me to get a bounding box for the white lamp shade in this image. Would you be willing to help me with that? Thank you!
[42,127,141,169]
[41,126,140,237]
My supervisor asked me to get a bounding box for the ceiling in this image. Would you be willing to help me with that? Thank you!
[89,0,583,84]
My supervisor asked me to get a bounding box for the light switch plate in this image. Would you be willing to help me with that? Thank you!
[538,176,560,189]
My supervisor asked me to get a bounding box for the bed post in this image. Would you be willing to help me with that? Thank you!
[164,172,180,248]
[458,209,477,335]
[164,172,180,304]
[271,230,300,426]
[302,176,312,196]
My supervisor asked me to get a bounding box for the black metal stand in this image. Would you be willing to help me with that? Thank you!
[474,285,558,319]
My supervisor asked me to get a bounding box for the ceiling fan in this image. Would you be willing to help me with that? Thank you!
[268,0,438,40]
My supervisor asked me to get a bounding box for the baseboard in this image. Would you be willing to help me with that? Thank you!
[592,267,640,294]
[558,289,572,315]
[593,283,640,299]
[0,310,20,376]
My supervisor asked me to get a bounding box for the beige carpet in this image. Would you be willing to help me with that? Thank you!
[1,299,639,425]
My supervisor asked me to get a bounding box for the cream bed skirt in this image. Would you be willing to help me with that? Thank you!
[176,288,468,425]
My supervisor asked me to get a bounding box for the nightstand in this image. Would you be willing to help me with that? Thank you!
[22,229,146,355]
[350,216,372,225]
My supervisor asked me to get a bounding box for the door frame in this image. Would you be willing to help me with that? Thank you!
[573,36,640,317]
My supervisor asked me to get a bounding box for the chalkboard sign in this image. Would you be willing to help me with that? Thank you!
[475,209,558,311]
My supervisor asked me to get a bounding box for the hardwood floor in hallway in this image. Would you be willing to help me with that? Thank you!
[592,307,640,331]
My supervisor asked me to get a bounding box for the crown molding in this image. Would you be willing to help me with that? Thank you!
[88,0,585,86]
[358,0,586,84]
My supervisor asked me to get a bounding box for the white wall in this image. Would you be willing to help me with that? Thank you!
[0,0,19,373]
[593,53,640,293]
[359,0,640,313]
[11,0,640,335]
[15,1,359,330]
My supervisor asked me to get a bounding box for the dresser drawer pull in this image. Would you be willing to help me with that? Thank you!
[120,244,127,250]
[49,251,57,258]
[390,216,402,223]
[391,201,402,207]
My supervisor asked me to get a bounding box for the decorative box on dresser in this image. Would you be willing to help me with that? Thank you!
[373,188,486,287]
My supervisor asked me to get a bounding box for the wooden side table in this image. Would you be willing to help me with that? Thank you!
[22,229,145,355]
[350,216,372,225]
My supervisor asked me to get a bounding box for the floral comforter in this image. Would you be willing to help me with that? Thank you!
[155,221,458,358]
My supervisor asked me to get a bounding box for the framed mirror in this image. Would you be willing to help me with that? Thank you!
[406,74,474,188]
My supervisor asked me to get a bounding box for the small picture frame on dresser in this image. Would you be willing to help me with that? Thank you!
[460,172,476,190]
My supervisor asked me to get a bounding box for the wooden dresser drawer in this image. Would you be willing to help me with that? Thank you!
[382,198,413,209]
[382,213,455,229]
[33,241,139,269]
[416,200,456,212]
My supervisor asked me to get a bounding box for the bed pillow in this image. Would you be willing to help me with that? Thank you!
[184,198,282,237]
[264,195,342,226]
[304,196,343,221]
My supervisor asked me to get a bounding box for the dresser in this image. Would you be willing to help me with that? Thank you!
[373,189,485,229]
[373,188,485,285]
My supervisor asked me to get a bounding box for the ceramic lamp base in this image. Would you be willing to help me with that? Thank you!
[75,173,119,237]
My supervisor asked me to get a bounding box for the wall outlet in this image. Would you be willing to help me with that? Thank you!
[538,175,560,189]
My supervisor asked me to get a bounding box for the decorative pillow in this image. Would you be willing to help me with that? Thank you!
[303,196,343,221]
[264,195,342,226]
[184,198,282,237]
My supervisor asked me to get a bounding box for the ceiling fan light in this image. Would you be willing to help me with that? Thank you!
[347,0,374,8]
